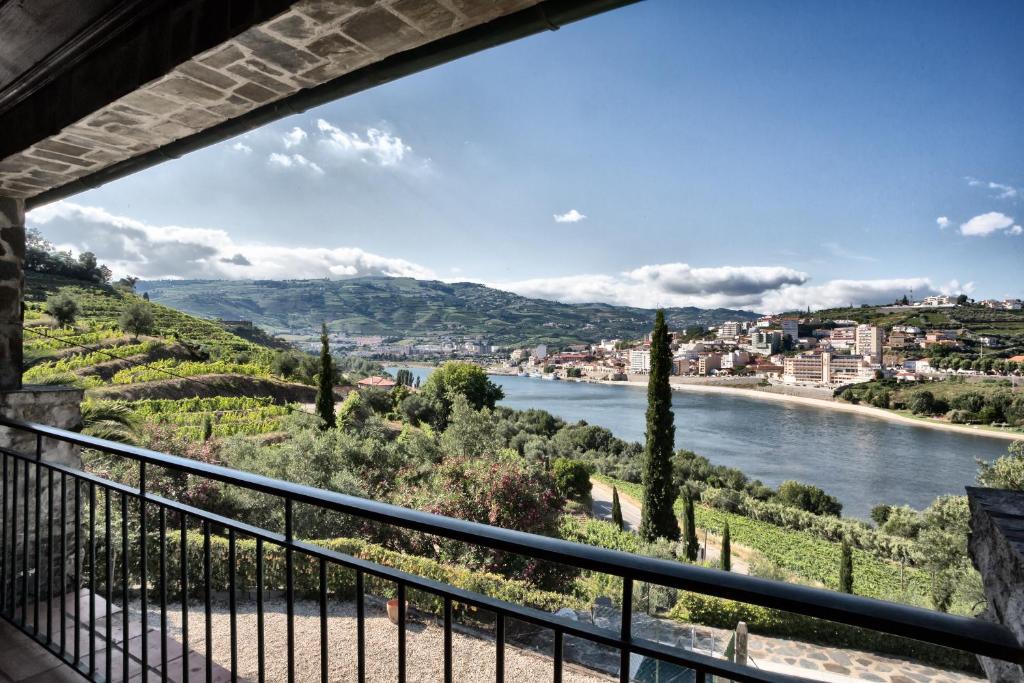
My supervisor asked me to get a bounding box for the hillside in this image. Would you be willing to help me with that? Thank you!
[136,277,760,344]
[790,303,1024,337]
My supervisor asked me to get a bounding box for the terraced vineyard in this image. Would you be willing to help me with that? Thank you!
[91,397,295,439]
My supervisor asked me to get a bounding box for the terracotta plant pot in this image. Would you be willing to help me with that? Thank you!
[387,598,408,625]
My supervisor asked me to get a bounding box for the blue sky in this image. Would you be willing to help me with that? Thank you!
[27,0,1023,312]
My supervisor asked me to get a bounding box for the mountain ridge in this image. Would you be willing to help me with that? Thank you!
[137,276,761,345]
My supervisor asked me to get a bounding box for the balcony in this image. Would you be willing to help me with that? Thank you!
[2,415,1023,682]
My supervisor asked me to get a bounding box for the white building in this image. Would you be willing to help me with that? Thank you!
[629,349,651,373]
[717,321,743,338]
[783,352,876,386]
[533,344,548,360]
[720,350,750,369]
[854,324,883,360]
[916,294,955,307]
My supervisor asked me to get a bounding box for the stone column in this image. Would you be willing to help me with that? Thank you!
[1,194,85,605]
[0,196,24,391]
[968,486,1024,682]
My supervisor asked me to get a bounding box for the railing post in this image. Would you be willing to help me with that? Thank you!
[735,621,748,666]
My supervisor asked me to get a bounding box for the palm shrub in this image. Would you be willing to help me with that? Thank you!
[79,401,139,444]
[639,310,680,542]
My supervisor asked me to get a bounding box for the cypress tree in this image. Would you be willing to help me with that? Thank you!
[315,322,336,429]
[839,539,854,593]
[720,522,731,572]
[201,414,213,442]
[682,493,699,561]
[611,487,624,530]
[639,310,680,542]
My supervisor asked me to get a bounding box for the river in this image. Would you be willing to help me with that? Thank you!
[388,367,1010,518]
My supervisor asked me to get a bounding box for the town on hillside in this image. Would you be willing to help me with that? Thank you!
[491,295,1024,391]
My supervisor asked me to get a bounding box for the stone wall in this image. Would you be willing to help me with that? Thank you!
[968,486,1024,682]
[1,386,83,602]
[0,197,23,390]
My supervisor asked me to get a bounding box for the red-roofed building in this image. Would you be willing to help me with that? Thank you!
[357,376,397,388]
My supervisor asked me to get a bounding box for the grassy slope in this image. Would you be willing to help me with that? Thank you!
[593,475,941,610]
[136,276,761,345]
[790,303,1024,337]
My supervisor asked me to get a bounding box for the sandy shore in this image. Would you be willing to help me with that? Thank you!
[583,378,1024,442]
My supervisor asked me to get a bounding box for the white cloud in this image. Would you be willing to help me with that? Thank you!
[488,263,809,311]
[26,201,434,281]
[282,126,307,149]
[553,209,587,223]
[623,263,807,296]
[231,142,252,154]
[988,182,1019,199]
[965,177,1020,200]
[1009,225,1023,236]
[316,119,410,166]
[267,152,323,175]
[959,211,1015,236]
[936,216,950,229]
[485,266,974,314]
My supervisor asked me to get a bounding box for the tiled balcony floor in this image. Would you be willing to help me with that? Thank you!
[0,591,229,682]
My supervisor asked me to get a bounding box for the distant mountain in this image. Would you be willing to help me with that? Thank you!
[137,277,760,345]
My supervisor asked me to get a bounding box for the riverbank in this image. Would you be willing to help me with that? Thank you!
[587,377,1024,442]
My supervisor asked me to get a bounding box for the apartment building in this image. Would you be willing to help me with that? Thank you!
[717,321,743,338]
[783,352,876,386]
[855,324,884,360]
[629,349,651,373]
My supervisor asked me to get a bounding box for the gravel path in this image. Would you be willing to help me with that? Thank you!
[145,598,612,682]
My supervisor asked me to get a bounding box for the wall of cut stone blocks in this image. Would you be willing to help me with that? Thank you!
[1,387,83,605]
[0,197,23,391]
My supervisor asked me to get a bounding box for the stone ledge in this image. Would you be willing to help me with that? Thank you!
[968,486,1024,682]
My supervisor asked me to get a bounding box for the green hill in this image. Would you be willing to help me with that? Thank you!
[791,303,1024,338]
[136,277,760,345]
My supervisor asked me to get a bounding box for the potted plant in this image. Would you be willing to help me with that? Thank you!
[387,598,408,625]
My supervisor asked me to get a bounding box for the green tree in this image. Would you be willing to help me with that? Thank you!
[720,522,731,571]
[681,492,699,561]
[776,480,842,517]
[611,487,624,530]
[421,361,504,426]
[639,310,680,542]
[839,539,854,593]
[977,442,1024,490]
[551,458,594,500]
[315,322,336,429]
[395,368,415,387]
[46,292,79,327]
[908,391,935,415]
[118,301,155,340]
[869,504,892,527]
[201,414,213,442]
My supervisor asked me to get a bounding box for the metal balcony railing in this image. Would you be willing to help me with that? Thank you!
[1,414,1023,683]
